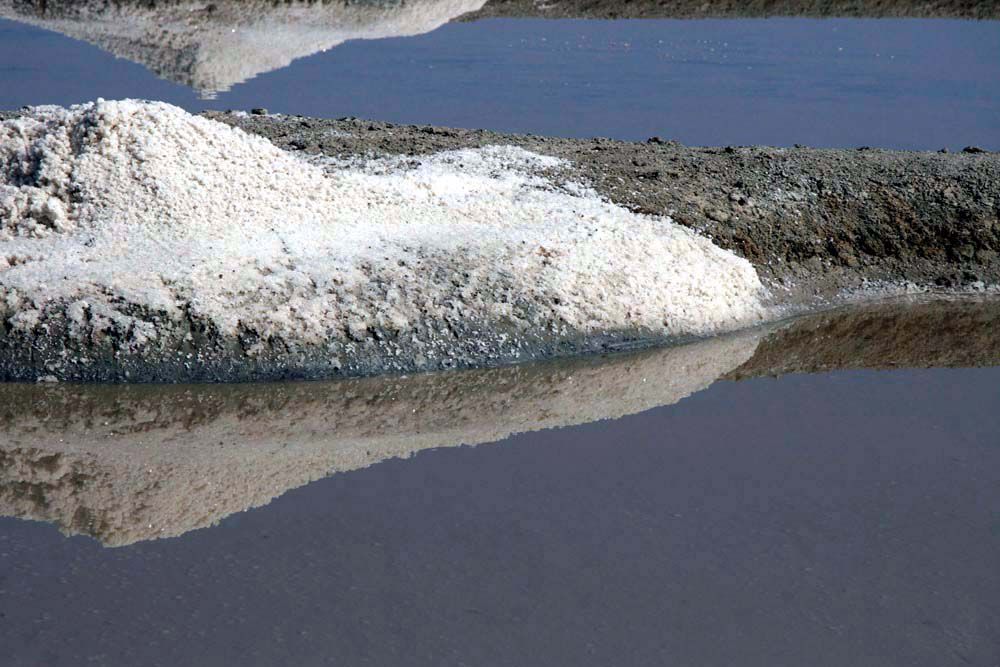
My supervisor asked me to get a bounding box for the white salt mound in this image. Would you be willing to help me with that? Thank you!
[0,99,766,373]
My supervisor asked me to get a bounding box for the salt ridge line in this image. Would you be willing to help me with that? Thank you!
[0,100,767,382]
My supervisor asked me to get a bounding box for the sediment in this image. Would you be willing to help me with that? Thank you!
[1,101,771,383]
[1,106,998,382]
[460,0,1000,20]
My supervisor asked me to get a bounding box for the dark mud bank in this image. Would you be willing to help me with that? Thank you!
[461,0,1000,20]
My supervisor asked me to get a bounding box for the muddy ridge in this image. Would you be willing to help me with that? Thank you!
[461,0,1000,20]
[1,108,999,382]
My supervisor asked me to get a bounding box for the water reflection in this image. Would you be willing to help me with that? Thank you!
[2,295,999,547]
[725,295,1000,378]
[2,0,992,100]
[0,327,760,546]
[0,0,487,97]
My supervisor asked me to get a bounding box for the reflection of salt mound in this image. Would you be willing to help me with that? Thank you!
[0,330,760,546]
[0,100,766,381]
[0,0,487,97]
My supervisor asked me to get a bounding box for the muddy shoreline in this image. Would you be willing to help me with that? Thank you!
[460,0,1000,20]
[3,295,998,545]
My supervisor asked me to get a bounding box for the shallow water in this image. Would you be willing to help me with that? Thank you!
[3,297,1000,663]
[4,360,1000,665]
[1,3,999,665]
[1,15,998,149]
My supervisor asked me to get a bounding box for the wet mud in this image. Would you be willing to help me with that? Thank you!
[462,0,1000,20]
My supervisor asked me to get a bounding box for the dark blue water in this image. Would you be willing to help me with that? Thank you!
[1,17,998,149]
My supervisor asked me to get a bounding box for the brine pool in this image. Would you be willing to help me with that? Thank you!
[1,8,999,666]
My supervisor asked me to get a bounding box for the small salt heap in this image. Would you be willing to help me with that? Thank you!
[0,99,766,380]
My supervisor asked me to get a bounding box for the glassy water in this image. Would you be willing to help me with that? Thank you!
[4,368,1000,665]
[1,15,998,149]
[1,3,999,665]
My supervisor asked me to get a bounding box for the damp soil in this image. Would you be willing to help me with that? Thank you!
[460,0,1000,20]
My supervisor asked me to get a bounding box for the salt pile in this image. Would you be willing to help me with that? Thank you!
[0,0,488,97]
[0,99,767,381]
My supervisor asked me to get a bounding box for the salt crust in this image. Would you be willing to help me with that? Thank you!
[0,99,767,358]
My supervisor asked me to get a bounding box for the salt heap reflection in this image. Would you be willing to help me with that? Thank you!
[0,328,761,546]
[4,295,1000,547]
[0,0,487,97]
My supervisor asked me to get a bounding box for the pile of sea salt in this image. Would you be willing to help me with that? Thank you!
[0,99,766,370]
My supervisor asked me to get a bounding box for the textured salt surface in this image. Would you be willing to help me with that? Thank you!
[0,329,761,546]
[0,0,487,97]
[0,100,766,381]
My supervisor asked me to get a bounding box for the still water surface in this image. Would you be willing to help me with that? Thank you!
[1,16,998,149]
[3,298,1000,665]
[0,6,999,666]
[3,364,999,665]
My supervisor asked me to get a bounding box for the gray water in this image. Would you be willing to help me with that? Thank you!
[1,7,999,666]
[1,17,998,149]
[3,366,999,665]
